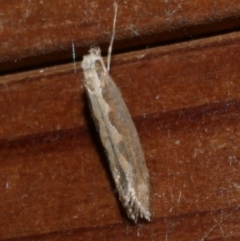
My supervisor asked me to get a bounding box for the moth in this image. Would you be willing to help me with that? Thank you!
[81,3,151,222]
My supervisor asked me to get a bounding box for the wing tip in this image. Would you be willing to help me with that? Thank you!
[122,189,151,223]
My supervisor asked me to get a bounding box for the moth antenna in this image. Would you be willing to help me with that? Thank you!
[72,39,77,73]
[107,2,118,72]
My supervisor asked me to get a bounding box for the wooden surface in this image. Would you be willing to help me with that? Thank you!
[1,0,240,240]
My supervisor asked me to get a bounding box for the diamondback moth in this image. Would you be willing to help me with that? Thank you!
[81,3,151,222]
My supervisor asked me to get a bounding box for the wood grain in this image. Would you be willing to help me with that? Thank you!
[1,0,240,240]
[1,30,240,240]
[1,0,240,73]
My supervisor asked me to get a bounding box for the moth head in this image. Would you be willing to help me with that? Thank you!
[81,47,102,71]
[81,47,107,92]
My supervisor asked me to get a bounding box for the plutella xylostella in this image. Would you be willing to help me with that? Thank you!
[81,2,151,222]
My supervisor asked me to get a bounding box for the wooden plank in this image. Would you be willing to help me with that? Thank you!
[1,31,240,240]
[1,0,240,73]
